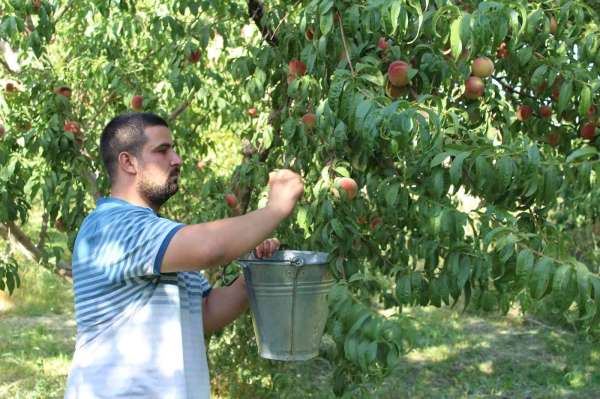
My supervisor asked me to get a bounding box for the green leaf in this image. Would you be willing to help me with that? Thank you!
[552,264,572,293]
[450,17,462,60]
[588,275,600,316]
[516,249,534,283]
[496,156,514,189]
[430,152,450,168]
[557,81,573,114]
[385,183,400,207]
[566,146,597,164]
[517,46,533,66]
[344,335,359,364]
[579,86,592,117]
[319,0,334,15]
[320,12,334,35]
[331,218,345,237]
[530,65,548,88]
[450,151,470,185]
[395,274,412,305]
[574,260,591,300]
[390,2,401,35]
[529,257,554,300]
[456,256,471,289]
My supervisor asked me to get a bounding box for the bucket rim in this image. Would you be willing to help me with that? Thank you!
[237,250,330,266]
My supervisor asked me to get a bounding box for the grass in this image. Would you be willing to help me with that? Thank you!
[0,256,74,399]
[1,259,599,398]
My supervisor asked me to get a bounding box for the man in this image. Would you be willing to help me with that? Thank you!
[64,112,304,398]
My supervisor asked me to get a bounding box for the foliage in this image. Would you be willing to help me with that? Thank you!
[2,0,600,395]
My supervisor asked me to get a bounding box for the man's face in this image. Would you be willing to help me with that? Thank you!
[136,125,182,209]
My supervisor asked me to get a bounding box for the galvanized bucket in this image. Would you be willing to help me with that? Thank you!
[238,250,334,361]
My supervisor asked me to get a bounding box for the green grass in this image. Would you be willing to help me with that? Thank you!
[0,257,75,399]
[373,307,600,398]
[1,261,599,398]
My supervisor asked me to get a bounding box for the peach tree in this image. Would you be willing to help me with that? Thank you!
[1,0,600,395]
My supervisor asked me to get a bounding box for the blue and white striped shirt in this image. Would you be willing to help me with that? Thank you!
[65,197,212,398]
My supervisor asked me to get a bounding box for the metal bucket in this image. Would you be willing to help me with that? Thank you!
[238,250,334,361]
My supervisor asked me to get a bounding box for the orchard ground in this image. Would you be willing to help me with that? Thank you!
[1,257,598,399]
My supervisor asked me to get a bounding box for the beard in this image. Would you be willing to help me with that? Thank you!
[137,170,179,210]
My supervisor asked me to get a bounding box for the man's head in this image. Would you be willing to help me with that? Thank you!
[100,112,182,209]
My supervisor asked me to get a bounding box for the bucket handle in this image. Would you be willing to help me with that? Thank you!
[239,254,305,267]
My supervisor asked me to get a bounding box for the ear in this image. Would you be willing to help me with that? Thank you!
[117,152,139,176]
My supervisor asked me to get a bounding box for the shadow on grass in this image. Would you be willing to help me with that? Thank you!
[0,315,75,398]
[371,306,600,399]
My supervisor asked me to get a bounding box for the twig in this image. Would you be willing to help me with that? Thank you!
[270,11,290,42]
[491,75,537,101]
[168,100,191,122]
[336,12,355,77]
[53,0,74,25]
[248,0,278,46]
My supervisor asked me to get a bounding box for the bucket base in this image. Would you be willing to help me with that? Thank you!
[259,349,318,361]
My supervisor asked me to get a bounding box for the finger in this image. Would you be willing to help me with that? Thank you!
[271,238,280,253]
[255,243,263,258]
[267,240,276,257]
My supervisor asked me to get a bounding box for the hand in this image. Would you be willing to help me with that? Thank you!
[254,238,280,258]
[266,169,304,218]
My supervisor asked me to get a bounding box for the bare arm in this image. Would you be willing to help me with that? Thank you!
[161,207,284,272]
[202,275,248,334]
[161,169,303,273]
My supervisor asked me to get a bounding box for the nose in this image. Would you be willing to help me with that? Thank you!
[172,151,182,167]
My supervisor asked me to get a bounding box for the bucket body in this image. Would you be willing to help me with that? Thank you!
[238,250,333,361]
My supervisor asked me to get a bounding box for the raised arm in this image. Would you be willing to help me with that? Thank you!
[160,169,303,272]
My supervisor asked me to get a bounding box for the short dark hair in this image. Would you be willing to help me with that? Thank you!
[100,112,169,184]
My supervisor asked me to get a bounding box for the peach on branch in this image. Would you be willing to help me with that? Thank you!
[301,113,316,129]
[287,59,307,84]
[387,60,411,87]
[131,95,144,111]
[225,193,238,208]
[334,177,358,200]
[580,123,596,140]
[471,57,494,78]
[516,105,533,121]
[547,131,560,147]
[54,86,72,97]
[189,49,201,63]
[464,76,485,99]
[377,37,388,50]
[539,106,552,119]
[64,121,81,135]
[247,107,258,118]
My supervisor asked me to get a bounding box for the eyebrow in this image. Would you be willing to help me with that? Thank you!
[153,142,175,151]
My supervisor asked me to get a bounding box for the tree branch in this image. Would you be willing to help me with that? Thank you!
[248,0,278,46]
[0,222,72,281]
[53,0,75,25]
[168,100,191,122]
[491,75,537,101]
[336,12,355,77]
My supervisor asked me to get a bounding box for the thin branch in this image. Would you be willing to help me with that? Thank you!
[53,0,75,25]
[0,222,72,281]
[270,11,290,42]
[491,75,537,101]
[336,12,355,77]
[168,100,191,122]
[248,0,278,46]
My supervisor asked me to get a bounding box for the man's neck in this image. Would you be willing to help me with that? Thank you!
[109,190,158,213]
